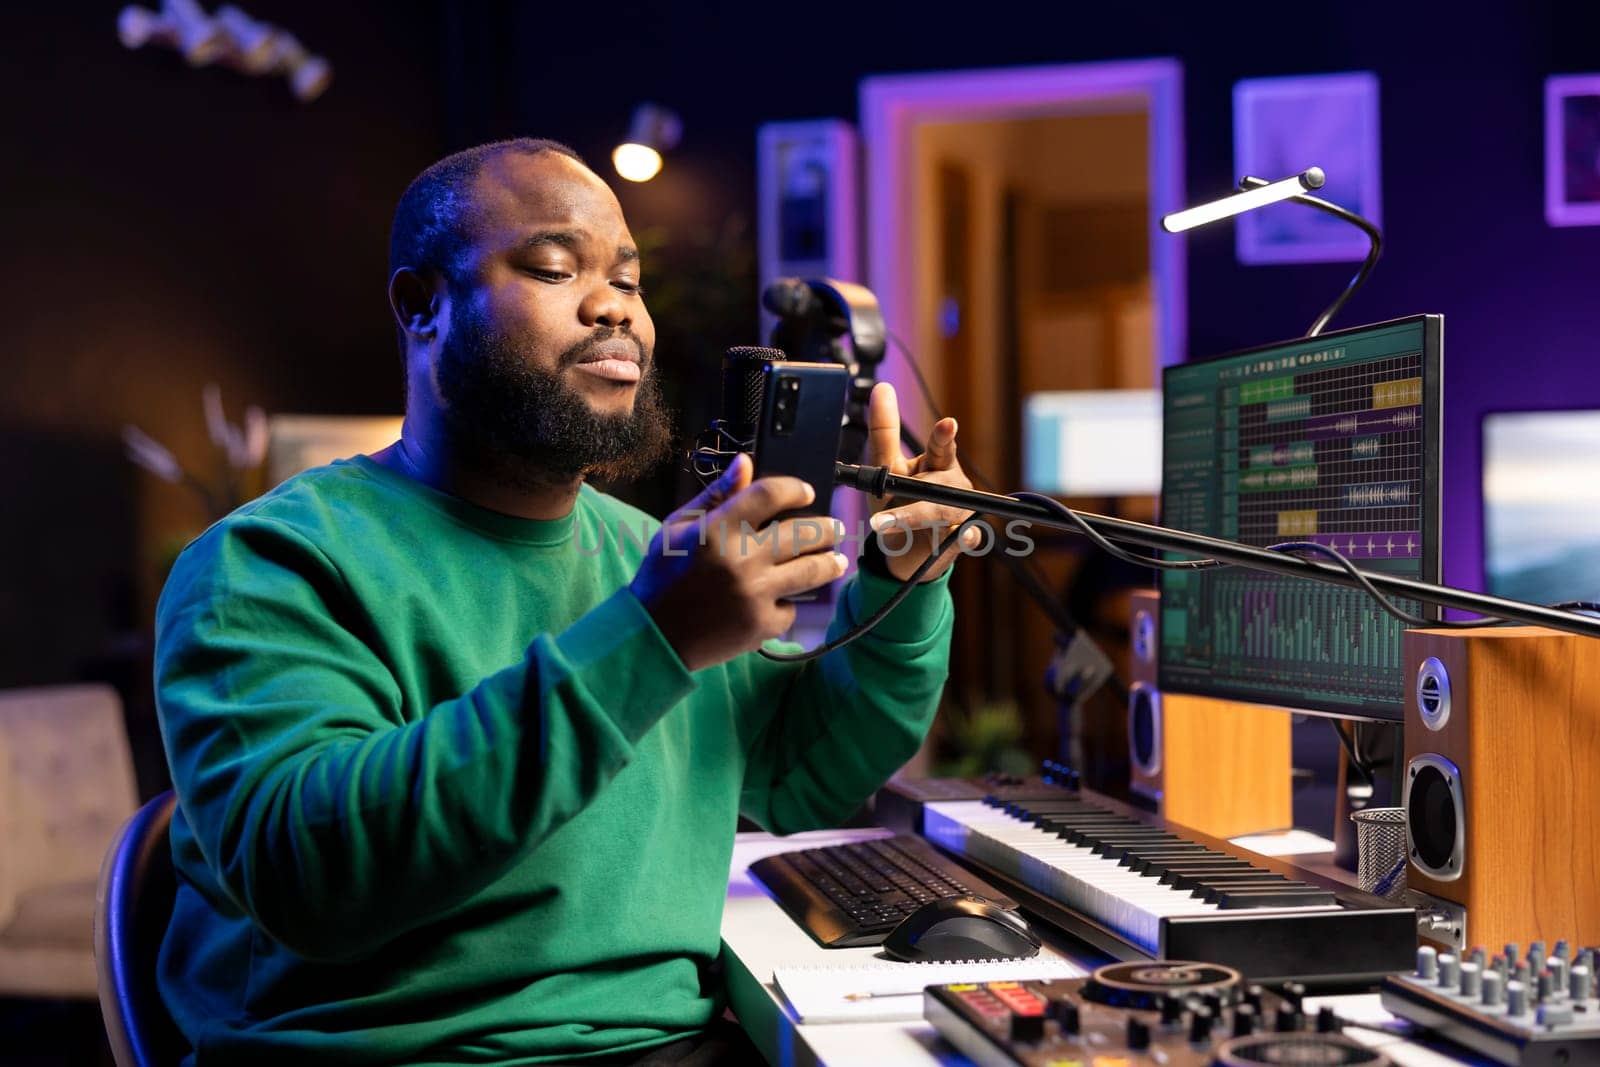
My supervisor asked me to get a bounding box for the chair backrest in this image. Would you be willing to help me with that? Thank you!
[95,791,191,1067]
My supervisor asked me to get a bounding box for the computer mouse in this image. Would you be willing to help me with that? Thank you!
[880,894,1042,962]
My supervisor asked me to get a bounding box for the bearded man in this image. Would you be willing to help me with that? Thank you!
[154,138,972,1065]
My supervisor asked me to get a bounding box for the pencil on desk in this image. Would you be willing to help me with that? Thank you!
[842,990,926,1001]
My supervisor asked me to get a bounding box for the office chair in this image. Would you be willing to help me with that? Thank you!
[95,790,192,1066]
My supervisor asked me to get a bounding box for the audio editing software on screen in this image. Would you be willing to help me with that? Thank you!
[1159,316,1441,720]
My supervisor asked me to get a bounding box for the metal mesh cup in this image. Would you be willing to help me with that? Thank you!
[1350,806,1408,901]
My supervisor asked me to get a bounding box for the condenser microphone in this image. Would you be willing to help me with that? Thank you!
[720,346,787,443]
[687,346,787,483]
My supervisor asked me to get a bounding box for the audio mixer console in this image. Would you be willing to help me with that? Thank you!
[924,961,1391,1066]
[1382,942,1600,1066]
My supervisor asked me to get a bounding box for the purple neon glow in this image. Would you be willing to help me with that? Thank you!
[1233,72,1382,265]
[1545,74,1600,227]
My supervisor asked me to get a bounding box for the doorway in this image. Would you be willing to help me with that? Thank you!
[859,60,1185,767]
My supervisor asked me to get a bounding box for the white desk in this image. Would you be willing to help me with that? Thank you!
[720,829,1482,1067]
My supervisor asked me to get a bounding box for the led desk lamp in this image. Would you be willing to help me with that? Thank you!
[1162,166,1382,338]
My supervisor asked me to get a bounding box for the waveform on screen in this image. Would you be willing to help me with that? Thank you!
[1350,436,1382,459]
[1265,397,1312,422]
[1343,482,1412,508]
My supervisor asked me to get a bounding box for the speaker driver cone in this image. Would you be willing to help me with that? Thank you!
[1129,683,1161,776]
[1404,754,1465,881]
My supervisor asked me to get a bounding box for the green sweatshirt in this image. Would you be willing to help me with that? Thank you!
[153,455,952,1065]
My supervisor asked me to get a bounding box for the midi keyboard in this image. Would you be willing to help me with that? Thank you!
[877,774,1415,984]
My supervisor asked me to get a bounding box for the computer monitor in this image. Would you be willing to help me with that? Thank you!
[1482,409,1600,606]
[1022,390,1162,496]
[1158,315,1443,722]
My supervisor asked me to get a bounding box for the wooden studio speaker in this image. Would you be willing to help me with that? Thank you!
[1402,626,1600,951]
[1126,589,1293,839]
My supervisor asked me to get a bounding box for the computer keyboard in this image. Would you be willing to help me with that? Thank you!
[748,834,1018,948]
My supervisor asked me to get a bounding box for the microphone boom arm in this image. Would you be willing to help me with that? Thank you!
[834,461,1600,641]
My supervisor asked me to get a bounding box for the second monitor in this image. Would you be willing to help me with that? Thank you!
[1158,315,1443,722]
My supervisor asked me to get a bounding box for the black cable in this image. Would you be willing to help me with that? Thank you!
[1237,176,1382,338]
[885,329,1136,707]
[1264,542,1503,630]
[1551,600,1600,615]
[1013,491,1223,573]
[756,517,985,663]
[887,328,1005,492]
[885,328,1120,642]
[1332,719,1374,784]
[1012,491,1515,633]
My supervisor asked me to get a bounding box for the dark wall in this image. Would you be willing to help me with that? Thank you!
[6,1,1600,691]
[1,2,444,685]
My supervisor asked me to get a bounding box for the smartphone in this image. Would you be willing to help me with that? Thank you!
[752,361,849,519]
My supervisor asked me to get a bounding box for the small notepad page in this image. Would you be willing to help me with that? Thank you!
[773,956,1085,1024]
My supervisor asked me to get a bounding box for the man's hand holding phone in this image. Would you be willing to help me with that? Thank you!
[631,455,848,672]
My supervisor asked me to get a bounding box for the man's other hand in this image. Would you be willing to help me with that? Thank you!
[865,382,978,583]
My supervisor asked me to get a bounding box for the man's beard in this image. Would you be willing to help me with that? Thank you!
[436,306,674,489]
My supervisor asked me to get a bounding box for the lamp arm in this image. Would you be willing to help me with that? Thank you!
[1239,175,1383,338]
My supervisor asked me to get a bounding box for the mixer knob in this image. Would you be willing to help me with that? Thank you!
[1438,954,1459,989]
[1550,954,1569,993]
[1245,985,1265,1012]
[1415,945,1438,980]
[1469,946,1487,970]
[1317,1006,1341,1033]
[1047,999,1080,1035]
[1555,939,1572,961]
[1508,980,1530,1017]
[1188,1007,1214,1043]
[1529,941,1547,972]
[1459,961,1482,999]
[1537,970,1554,1002]
[1571,964,1593,1002]
[1159,994,1185,1027]
[1482,969,1504,1007]
[1504,942,1520,965]
[1282,982,1306,1007]
[1274,1007,1303,1032]
[1232,1004,1257,1037]
[1008,1011,1045,1043]
[1126,1017,1151,1051]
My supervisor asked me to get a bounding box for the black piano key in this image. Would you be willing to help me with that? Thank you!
[1119,848,1231,870]
[1176,872,1292,894]
[1099,841,1209,861]
[1083,832,1189,850]
[1155,863,1264,885]
[1111,845,1213,866]
[1217,887,1337,909]
[1195,877,1297,902]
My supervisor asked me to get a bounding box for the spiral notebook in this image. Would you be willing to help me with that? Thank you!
[773,956,1085,1023]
